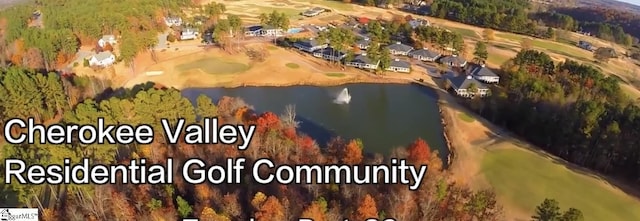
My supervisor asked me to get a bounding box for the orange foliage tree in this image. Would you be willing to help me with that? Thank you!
[255,196,285,221]
[354,194,378,221]
[301,202,326,221]
[408,138,431,164]
[342,139,363,165]
[256,112,280,133]
[103,43,114,51]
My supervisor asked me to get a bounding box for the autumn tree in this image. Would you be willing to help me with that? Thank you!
[301,201,326,221]
[408,138,431,164]
[342,139,363,165]
[473,41,488,64]
[483,29,495,41]
[354,194,378,221]
[176,196,193,218]
[255,196,285,221]
[521,38,533,51]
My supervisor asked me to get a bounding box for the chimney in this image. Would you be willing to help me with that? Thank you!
[364,37,370,41]
[423,47,428,50]
[394,58,400,61]
[396,41,401,44]
[466,75,473,80]
[362,53,367,56]
[452,54,457,57]
[480,63,485,67]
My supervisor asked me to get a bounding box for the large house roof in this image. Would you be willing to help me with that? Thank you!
[315,47,346,57]
[440,55,467,65]
[246,25,263,32]
[468,64,497,77]
[386,42,413,52]
[93,51,114,61]
[448,75,487,90]
[356,38,371,46]
[296,38,326,48]
[390,58,411,68]
[350,54,378,65]
[408,48,440,58]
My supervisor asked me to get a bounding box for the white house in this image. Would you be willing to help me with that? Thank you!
[467,64,499,84]
[98,35,117,48]
[261,26,284,37]
[408,48,441,62]
[439,55,467,67]
[386,42,413,56]
[356,38,371,50]
[88,51,116,67]
[446,75,490,98]
[244,25,263,36]
[408,19,429,29]
[386,59,411,73]
[346,53,379,70]
[164,16,183,27]
[180,28,198,40]
[313,47,346,62]
[293,38,328,53]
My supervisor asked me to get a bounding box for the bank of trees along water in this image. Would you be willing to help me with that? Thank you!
[466,49,640,183]
[0,67,503,220]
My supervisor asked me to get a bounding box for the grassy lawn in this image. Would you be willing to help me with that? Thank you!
[481,147,640,221]
[445,26,480,39]
[298,0,354,11]
[325,72,345,77]
[243,4,302,18]
[486,51,510,67]
[286,63,300,68]
[176,57,249,74]
[495,33,587,58]
[458,112,475,122]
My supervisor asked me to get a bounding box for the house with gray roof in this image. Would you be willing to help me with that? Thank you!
[386,58,411,73]
[88,51,116,67]
[446,75,490,98]
[313,47,346,61]
[408,48,441,62]
[386,42,414,56]
[439,55,467,67]
[302,7,325,17]
[356,38,371,50]
[294,38,328,53]
[466,64,499,83]
[346,53,379,70]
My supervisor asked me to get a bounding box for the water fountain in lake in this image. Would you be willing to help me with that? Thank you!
[334,88,351,104]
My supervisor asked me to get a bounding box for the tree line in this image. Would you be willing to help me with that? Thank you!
[0,67,504,221]
[531,11,635,46]
[465,49,640,184]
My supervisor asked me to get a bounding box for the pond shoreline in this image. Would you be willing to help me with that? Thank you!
[180,75,456,168]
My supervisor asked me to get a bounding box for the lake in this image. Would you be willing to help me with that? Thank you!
[182,83,448,160]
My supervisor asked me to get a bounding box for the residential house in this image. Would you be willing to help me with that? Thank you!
[346,53,379,70]
[293,38,328,53]
[408,48,441,62]
[578,40,594,51]
[180,28,198,40]
[386,58,411,73]
[386,42,413,56]
[446,75,490,98]
[466,64,499,83]
[164,16,183,27]
[302,7,325,17]
[261,25,284,37]
[88,51,116,67]
[98,35,117,48]
[245,25,263,37]
[439,55,467,67]
[356,38,371,50]
[313,47,346,62]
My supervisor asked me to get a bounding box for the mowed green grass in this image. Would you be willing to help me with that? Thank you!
[176,57,249,74]
[495,33,587,58]
[481,147,640,221]
[445,26,480,39]
[325,72,345,77]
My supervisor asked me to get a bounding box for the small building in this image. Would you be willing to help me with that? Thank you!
[446,75,490,98]
[578,40,594,51]
[245,25,263,37]
[98,35,117,48]
[439,55,467,68]
[408,48,441,62]
[356,38,371,50]
[313,47,346,62]
[261,25,284,37]
[164,16,183,27]
[180,28,198,40]
[466,64,499,84]
[88,51,116,67]
[386,58,411,73]
[408,19,429,29]
[293,38,328,53]
[302,7,325,17]
[386,42,414,56]
[346,53,379,70]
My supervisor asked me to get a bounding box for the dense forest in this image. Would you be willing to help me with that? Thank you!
[466,49,640,183]
[0,0,191,70]
[0,67,505,220]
